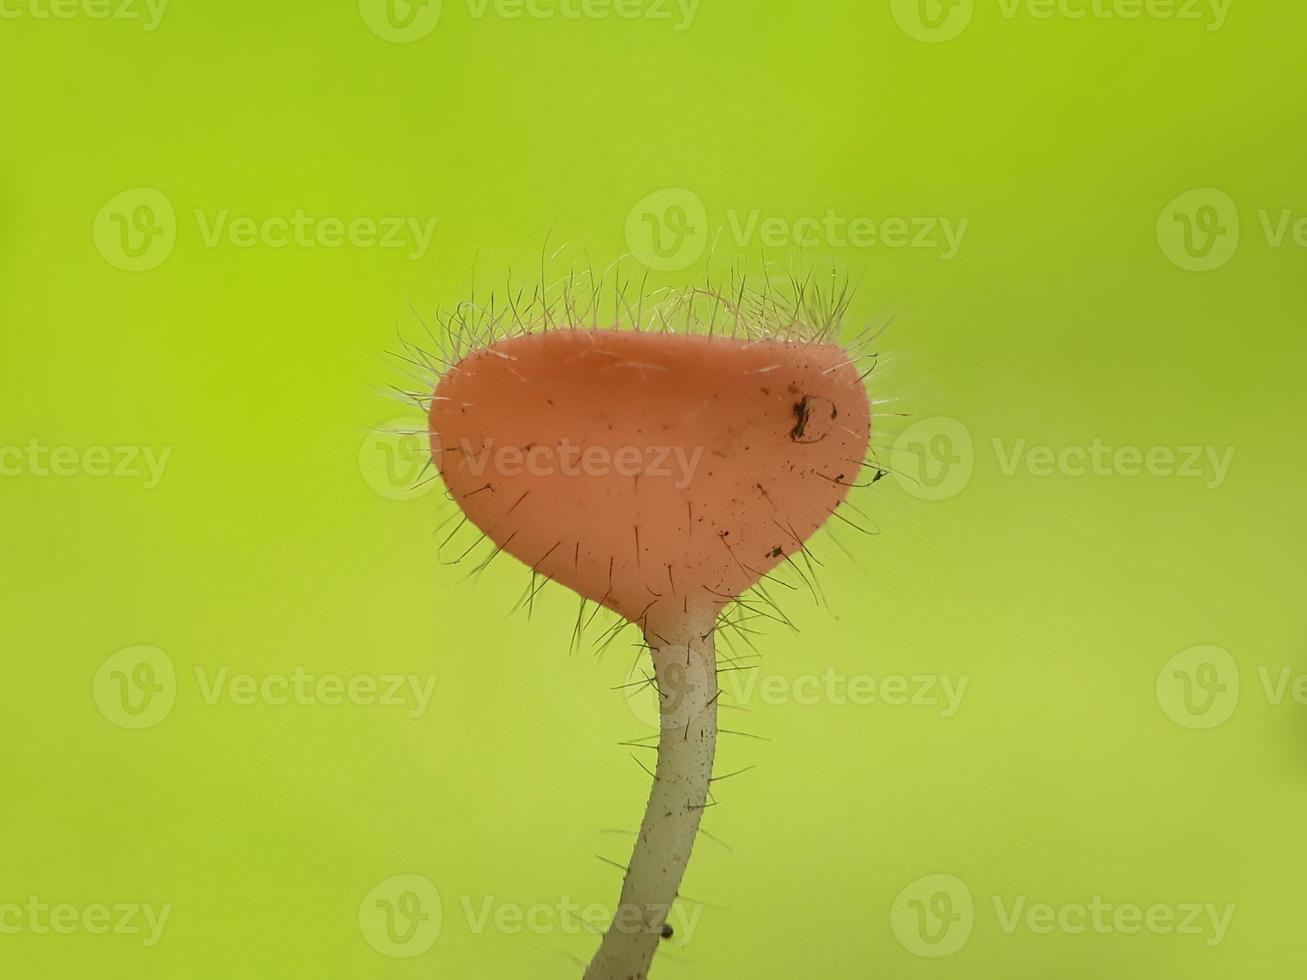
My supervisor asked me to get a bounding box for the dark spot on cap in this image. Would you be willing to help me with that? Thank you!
[789,395,837,444]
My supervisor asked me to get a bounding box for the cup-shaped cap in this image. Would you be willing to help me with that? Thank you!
[430,329,871,637]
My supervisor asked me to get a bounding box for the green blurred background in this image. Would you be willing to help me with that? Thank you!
[2,0,1305,977]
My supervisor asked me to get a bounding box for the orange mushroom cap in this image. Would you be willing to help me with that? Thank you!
[430,329,871,637]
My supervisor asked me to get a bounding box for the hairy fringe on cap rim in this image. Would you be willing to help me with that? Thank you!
[376,250,921,655]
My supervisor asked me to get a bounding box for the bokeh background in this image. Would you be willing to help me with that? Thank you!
[3,1,1305,977]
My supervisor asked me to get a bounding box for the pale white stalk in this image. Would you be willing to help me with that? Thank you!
[584,629,718,979]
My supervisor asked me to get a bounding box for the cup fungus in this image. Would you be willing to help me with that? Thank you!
[418,279,874,978]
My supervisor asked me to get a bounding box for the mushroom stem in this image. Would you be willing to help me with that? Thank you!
[584,629,719,979]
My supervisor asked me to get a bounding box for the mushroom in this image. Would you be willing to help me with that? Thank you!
[428,326,871,977]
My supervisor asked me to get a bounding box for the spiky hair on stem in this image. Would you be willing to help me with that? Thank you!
[379,253,916,657]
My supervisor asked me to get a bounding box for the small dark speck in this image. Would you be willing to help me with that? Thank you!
[661,923,674,940]
[769,546,783,558]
